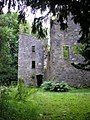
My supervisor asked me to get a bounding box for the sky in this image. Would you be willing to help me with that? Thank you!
[2,2,50,45]
[2,1,50,28]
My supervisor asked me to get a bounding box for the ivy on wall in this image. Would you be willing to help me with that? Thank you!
[72,44,85,55]
[63,45,69,60]
[72,45,79,55]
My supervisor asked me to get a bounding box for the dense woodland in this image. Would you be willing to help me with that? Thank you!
[0,13,19,85]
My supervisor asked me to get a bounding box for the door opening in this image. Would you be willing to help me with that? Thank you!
[36,74,43,87]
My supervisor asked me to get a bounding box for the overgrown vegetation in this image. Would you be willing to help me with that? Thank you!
[0,13,19,85]
[63,46,70,60]
[72,44,85,55]
[41,81,71,92]
[0,84,39,120]
[19,22,30,34]
[0,86,90,120]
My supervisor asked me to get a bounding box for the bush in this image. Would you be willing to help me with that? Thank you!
[41,81,53,91]
[15,79,27,101]
[0,86,11,103]
[41,81,71,92]
[54,81,70,92]
[0,86,39,120]
[0,86,11,120]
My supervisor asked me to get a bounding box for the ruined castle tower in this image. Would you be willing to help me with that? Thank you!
[18,34,44,86]
[18,18,90,87]
[47,16,90,87]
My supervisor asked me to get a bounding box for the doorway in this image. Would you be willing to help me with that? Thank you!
[36,74,43,87]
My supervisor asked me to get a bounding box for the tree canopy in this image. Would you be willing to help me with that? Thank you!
[0,13,19,85]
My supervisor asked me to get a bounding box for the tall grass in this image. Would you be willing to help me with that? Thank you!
[0,84,39,120]
[0,85,90,120]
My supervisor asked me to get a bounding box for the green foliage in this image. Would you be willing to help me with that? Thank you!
[63,45,70,60]
[51,81,71,92]
[36,88,90,120]
[0,86,39,120]
[31,18,47,39]
[0,86,90,120]
[41,81,53,91]
[0,86,10,103]
[15,79,27,101]
[41,81,70,92]
[0,13,19,85]
[19,22,30,34]
[72,44,85,55]
[0,86,11,120]
[73,44,79,55]
[14,79,38,101]
[81,37,90,60]
[71,43,90,70]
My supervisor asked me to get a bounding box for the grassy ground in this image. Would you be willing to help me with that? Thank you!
[35,89,90,120]
[1,87,90,120]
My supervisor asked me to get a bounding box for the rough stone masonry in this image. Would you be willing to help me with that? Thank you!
[18,16,90,87]
[18,34,44,86]
[47,16,90,87]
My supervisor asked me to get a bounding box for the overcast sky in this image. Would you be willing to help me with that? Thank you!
[2,2,50,27]
[2,3,50,45]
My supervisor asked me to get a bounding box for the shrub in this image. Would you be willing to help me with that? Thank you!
[41,81,70,92]
[0,86,11,103]
[41,81,53,91]
[58,81,70,92]
[0,86,39,120]
[0,86,11,120]
[15,79,27,101]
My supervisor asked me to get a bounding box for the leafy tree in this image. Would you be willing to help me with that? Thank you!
[19,22,30,34]
[0,13,19,85]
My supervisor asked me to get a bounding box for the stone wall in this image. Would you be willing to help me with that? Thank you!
[18,34,44,86]
[47,17,90,87]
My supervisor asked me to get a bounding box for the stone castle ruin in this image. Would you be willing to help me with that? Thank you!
[18,16,90,87]
[18,35,44,86]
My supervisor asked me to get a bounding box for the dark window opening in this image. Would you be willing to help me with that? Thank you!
[32,46,35,52]
[32,61,35,69]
